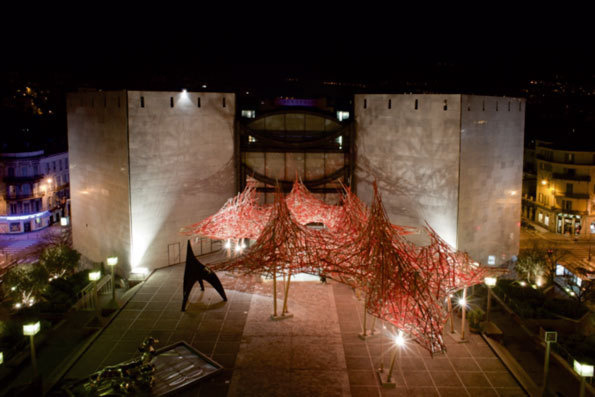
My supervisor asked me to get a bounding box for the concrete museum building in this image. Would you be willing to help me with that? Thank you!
[67,91,524,274]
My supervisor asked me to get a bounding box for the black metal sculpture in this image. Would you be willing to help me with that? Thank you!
[182,240,227,311]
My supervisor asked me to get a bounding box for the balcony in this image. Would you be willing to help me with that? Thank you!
[5,192,45,200]
[555,192,590,200]
[552,173,591,182]
[3,174,45,184]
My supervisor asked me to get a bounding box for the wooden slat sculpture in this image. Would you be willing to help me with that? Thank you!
[183,179,494,354]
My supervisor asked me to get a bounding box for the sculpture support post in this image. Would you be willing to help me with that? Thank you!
[272,268,277,317]
[282,271,292,314]
[362,298,367,333]
[447,295,454,333]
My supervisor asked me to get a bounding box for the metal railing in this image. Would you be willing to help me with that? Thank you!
[191,237,222,256]
[72,274,112,311]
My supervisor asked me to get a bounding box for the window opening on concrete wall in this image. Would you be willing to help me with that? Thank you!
[140,97,145,108]
[443,100,448,111]
[364,99,367,109]
[170,97,174,108]
[197,97,201,107]
[388,99,392,109]
[414,99,418,110]
[223,97,226,108]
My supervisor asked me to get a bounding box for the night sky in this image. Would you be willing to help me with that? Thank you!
[1,7,593,150]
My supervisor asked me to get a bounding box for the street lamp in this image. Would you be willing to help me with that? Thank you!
[23,321,40,377]
[574,360,593,397]
[459,287,468,342]
[107,256,118,305]
[484,277,497,323]
[382,331,406,387]
[542,331,557,396]
[89,271,102,322]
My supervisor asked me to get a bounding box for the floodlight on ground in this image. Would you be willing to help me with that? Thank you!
[131,267,149,276]
[107,256,118,266]
[60,216,68,226]
[458,297,467,307]
[89,271,101,281]
[224,240,231,249]
[519,281,527,287]
[23,321,40,336]
[484,277,497,287]
[536,278,543,287]
[182,89,187,93]
[541,179,547,185]
[235,244,242,253]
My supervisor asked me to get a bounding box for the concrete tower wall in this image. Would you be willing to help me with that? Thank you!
[66,91,131,268]
[127,91,235,270]
[458,95,525,265]
[354,94,462,247]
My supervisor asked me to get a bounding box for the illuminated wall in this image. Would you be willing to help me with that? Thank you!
[355,94,462,248]
[67,91,235,273]
[458,95,525,265]
[127,91,235,270]
[355,94,525,265]
[67,91,131,268]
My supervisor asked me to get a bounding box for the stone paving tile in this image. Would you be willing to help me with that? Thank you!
[65,262,527,396]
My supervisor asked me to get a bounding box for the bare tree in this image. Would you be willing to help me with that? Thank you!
[515,240,569,285]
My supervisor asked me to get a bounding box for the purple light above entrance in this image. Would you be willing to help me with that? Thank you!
[2,211,49,221]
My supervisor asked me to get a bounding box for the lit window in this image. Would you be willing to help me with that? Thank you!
[487,255,496,265]
[556,264,564,276]
[241,110,255,118]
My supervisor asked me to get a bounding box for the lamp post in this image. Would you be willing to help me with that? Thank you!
[541,331,557,396]
[447,294,455,333]
[23,321,40,377]
[382,331,405,387]
[89,271,101,321]
[484,277,497,323]
[459,287,468,341]
[107,256,118,305]
[574,360,593,397]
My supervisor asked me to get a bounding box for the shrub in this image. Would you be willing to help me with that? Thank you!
[544,298,588,320]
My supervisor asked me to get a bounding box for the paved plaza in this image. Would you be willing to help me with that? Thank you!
[65,254,526,396]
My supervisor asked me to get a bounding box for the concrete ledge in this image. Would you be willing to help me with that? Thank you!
[482,334,539,396]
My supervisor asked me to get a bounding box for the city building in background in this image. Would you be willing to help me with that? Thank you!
[68,90,525,274]
[0,150,69,234]
[522,140,595,236]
